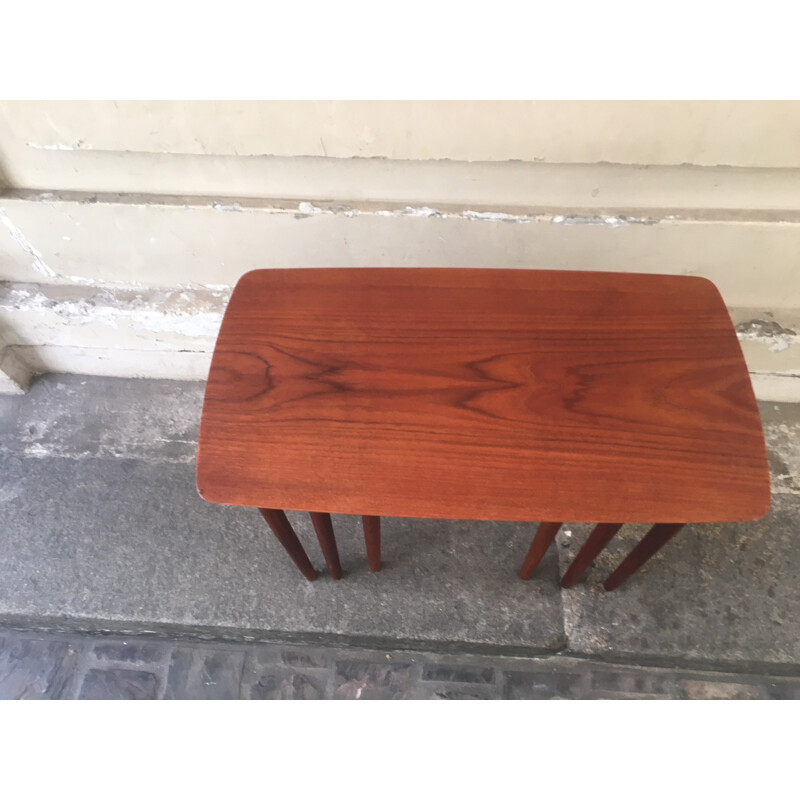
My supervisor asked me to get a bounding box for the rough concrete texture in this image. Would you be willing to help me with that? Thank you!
[558,401,800,666]
[0,374,799,669]
[0,375,563,651]
[0,372,202,462]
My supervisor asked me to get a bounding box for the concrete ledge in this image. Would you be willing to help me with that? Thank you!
[2,194,799,310]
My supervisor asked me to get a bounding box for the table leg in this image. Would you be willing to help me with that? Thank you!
[603,523,685,591]
[561,523,624,588]
[309,512,343,579]
[519,521,562,579]
[362,515,381,571]
[258,508,317,581]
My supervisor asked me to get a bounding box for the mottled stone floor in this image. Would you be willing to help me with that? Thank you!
[2,627,799,700]
[1,375,799,698]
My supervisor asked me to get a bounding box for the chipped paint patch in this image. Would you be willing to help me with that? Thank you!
[295,205,661,226]
[736,319,797,338]
[26,141,90,151]
[464,210,535,223]
[736,318,798,353]
[0,283,229,339]
[0,209,58,278]
[551,214,659,227]
[397,206,442,218]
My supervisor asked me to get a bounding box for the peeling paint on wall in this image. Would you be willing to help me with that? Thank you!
[551,214,659,227]
[736,318,798,353]
[0,209,58,278]
[292,203,662,226]
[25,142,84,151]
[0,283,229,339]
[464,210,535,223]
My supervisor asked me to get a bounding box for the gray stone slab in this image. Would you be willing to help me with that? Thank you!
[0,637,80,699]
[0,373,203,463]
[421,664,495,684]
[90,641,172,665]
[502,667,586,700]
[3,374,800,669]
[333,659,417,699]
[412,683,500,700]
[5,626,800,700]
[242,650,328,699]
[249,672,325,700]
[164,647,245,700]
[762,401,800,496]
[78,668,160,699]
[558,491,800,666]
[0,437,565,651]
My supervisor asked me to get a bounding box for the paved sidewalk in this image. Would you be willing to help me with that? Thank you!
[2,627,799,700]
[1,374,799,697]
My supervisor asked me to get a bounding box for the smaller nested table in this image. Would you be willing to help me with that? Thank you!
[196,268,770,590]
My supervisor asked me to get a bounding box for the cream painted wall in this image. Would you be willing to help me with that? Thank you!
[0,100,798,398]
[3,100,800,166]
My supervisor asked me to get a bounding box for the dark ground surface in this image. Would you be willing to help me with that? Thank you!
[3,627,800,700]
[1,374,798,698]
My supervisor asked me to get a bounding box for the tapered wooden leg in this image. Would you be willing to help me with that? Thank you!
[259,508,317,582]
[603,523,685,591]
[561,523,624,588]
[362,515,381,572]
[309,512,343,579]
[519,521,562,580]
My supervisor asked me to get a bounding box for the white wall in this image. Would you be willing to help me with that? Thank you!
[0,101,798,399]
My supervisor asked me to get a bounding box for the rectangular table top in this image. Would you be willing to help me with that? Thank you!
[197,268,770,523]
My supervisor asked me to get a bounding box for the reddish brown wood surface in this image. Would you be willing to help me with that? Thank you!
[258,508,317,581]
[603,523,686,591]
[197,269,770,522]
[519,522,563,579]
[362,515,382,572]
[309,512,343,579]
[561,523,624,588]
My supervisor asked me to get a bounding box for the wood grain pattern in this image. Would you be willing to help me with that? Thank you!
[197,269,770,523]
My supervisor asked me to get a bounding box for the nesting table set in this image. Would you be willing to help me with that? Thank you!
[197,268,770,590]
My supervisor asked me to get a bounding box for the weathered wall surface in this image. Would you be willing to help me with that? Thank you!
[0,101,798,399]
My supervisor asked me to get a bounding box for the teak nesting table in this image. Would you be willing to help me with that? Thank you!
[196,268,770,590]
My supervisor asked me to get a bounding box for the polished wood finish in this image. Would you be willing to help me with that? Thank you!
[603,523,685,591]
[197,269,769,525]
[309,512,343,579]
[362,515,381,572]
[519,522,563,580]
[258,508,317,581]
[561,523,624,588]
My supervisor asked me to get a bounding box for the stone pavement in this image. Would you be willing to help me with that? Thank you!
[3,627,800,699]
[1,374,799,698]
